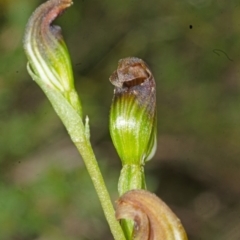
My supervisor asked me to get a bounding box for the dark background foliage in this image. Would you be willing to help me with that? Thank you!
[0,0,240,239]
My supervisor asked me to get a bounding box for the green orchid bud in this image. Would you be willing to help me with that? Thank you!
[23,0,82,116]
[109,57,157,167]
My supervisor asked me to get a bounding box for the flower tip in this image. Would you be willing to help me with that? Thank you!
[23,0,75,93]
[23,0,82,117]
[109,57,152,89]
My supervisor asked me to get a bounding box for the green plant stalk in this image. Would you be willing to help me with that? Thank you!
[119,164,146,239]
[27,66,126,240]
[74,143,126,240]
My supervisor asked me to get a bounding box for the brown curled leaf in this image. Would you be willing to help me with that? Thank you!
[116,189,188,240]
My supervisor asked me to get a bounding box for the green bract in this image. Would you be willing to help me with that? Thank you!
[109,57,157,166]
[23,0,82,116]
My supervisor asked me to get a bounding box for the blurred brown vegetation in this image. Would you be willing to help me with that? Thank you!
[0,0,240,239]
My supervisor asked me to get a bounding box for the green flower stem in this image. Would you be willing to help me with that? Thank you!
[118,164,146,196]
[118,164,146,239]
[74,141,126,240]
[28,67,126,240]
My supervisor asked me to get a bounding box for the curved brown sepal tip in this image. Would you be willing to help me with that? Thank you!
[24,0,73,46]
[109,57,156,116]
[110,57,153,89]
[116,189,188,240]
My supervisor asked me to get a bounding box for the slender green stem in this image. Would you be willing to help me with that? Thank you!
[75,140,126,240]
[30,74,126,240]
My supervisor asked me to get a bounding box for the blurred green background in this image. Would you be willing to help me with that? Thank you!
[0,0,240,239]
